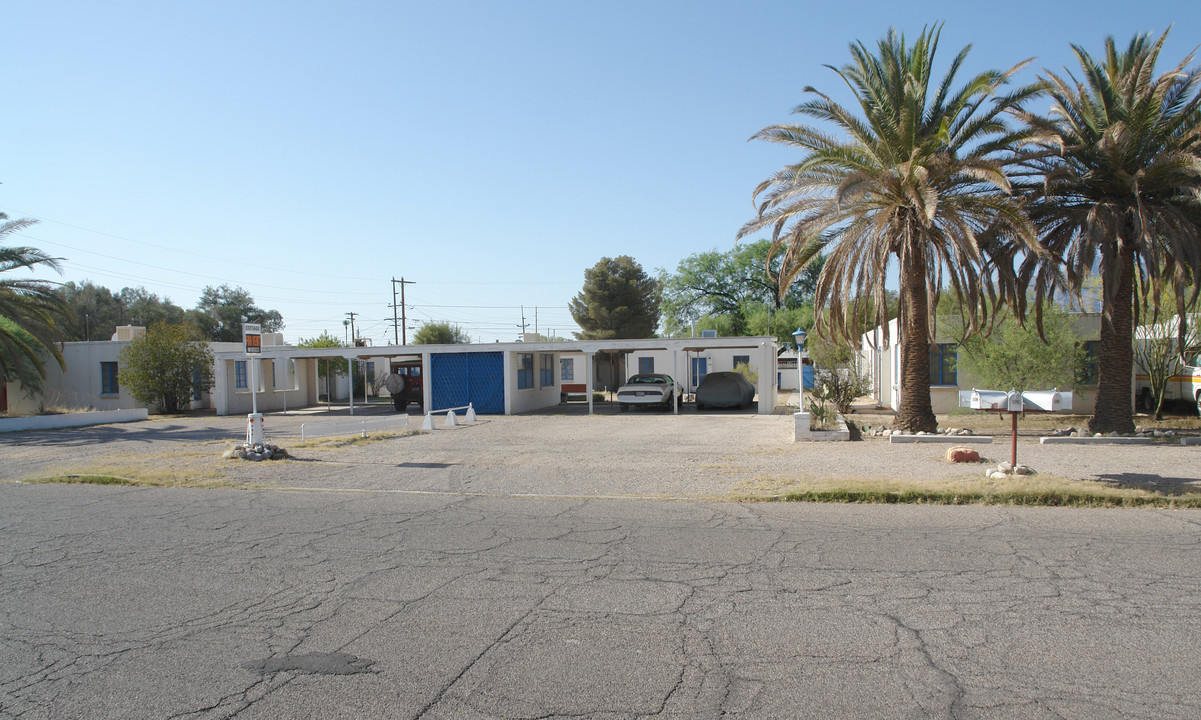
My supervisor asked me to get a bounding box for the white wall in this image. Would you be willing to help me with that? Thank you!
[507,350,561,414]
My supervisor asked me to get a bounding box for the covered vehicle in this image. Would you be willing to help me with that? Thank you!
[695,371,756,409]
[384,361,423,412]
[616,373,682,411]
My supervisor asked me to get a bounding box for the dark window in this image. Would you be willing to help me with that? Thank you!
[560,358,574,382]
[929,344,957,386]
[1078,340,1102,385]
[733,355,750,369]
[539,354,554,387]
[235,360,248,390]
[100,362,119,395]
[517,353,534,389]
[638,356,654,374]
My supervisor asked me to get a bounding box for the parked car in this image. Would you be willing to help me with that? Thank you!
[695,371,756,410]
[616,373,682,411]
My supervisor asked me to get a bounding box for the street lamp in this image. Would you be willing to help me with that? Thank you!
[792,328,807,410]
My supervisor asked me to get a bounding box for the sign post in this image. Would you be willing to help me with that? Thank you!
[242,323,263,445]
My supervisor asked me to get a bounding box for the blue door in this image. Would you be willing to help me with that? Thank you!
[430,352,505,414]
[691,358,707,390]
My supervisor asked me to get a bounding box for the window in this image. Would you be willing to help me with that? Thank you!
[517,353,534,389]
[539,354,554,387]
[638,356,654,374]
[192,367,203,401]
[100,362,119,395]
[269,360,278,389]
[929,344,957,386]
[733,355,750,369]
[561,357,574,382]
[235,360,248,390]
[1078,340,1102,385]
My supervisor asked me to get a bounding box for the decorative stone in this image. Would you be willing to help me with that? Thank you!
[998,461,1014,474]
[1013,465,1034,475]
[988,471,1009,480]
[945,446,980,463]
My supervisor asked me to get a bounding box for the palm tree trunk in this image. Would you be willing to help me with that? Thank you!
[894,245,938,433]
[1089,243,1137,435]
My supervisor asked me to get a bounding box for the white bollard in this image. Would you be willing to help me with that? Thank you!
[445,410,458,427]
[422,413,435,431]
[246,413,264,445]
[465,403,476,422]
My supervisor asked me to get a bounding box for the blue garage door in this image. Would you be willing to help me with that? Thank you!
[430,352,505,414]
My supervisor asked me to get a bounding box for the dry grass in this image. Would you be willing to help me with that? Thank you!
[727,472,1201,508]
[291,429,423,449]
[21,449,231,488]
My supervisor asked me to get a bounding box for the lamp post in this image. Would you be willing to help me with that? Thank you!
[792,328,807,410]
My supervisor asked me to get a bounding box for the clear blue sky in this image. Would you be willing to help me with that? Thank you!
[3,1,1197,344]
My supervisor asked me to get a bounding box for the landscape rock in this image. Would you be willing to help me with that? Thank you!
[988,471,1009,480]
[225,442,290,461]
[945,446,980,463]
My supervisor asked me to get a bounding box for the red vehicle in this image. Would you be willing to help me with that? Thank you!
[386,361,424,412]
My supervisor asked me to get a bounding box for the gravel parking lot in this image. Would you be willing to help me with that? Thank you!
[3,403,1199,496]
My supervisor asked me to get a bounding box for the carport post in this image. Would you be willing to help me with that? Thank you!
[348,357,354,416]
[586,352,595,415]
[672,350,679,414]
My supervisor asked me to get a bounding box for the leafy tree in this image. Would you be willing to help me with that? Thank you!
[569,256,660,339]
[119,287,185,328]
[296,331,347,379]
[0,217,68,393]
[117,324,214,413]
[412,321,470,344]
[739,25,1042,432]
[952,303,1084,393]
[57,281,124,341]
[188,284,283,342]
[56,282,187,341]
[1017,30,1201,434]
[659,240,822,336]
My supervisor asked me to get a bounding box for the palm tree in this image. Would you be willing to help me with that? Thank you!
[0,215,68,391]
[1017,30,1201,434]
[739,25,1043,432]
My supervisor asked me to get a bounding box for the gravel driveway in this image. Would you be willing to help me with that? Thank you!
[2,404,1199,496]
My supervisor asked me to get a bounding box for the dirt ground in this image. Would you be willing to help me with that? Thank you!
[3,400,1200,499]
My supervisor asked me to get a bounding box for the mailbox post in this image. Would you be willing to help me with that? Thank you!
[960,388,1072,468]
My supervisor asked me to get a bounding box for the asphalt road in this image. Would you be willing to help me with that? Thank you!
[2,484,1199,719]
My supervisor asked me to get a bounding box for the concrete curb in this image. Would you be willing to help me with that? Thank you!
[1039,436,1155,445]
[889,434,994,444]
[1179,437,1201,446]
[0,408,149,433]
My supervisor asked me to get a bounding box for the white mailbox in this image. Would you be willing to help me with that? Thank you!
[1021,389,1071,412]
[965,389,1011,410]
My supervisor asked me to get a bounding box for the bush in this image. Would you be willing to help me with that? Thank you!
[118,324,214,413]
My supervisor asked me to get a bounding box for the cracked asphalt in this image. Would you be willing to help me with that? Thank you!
[2,481,1200,719]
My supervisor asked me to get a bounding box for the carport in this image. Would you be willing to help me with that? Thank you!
[211,336,777,416]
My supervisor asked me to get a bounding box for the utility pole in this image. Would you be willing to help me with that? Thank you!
[390,277,415,345]
[345,311,358,346]
[517,305,529,338]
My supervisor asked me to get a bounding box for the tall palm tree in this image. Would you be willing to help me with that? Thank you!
[0,215,68,390]
[1017,30,1201,434]
[739,25,1043,432]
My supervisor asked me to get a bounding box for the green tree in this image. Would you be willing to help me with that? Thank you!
[188,284,284,342]
[569,256,660,340]
[659,240,822,336]
[412,321,470,344]
[119,287,185,328]
[0,217,68,393]
[57,281,125,341]
[739,25,1042,432]
[117,324,215,413]
[952,303,1084,393]
[1017,30,1201,434]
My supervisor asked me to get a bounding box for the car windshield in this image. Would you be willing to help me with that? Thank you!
[629,375,666,384]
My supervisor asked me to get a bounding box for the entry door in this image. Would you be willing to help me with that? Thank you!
[691,358,707,390]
